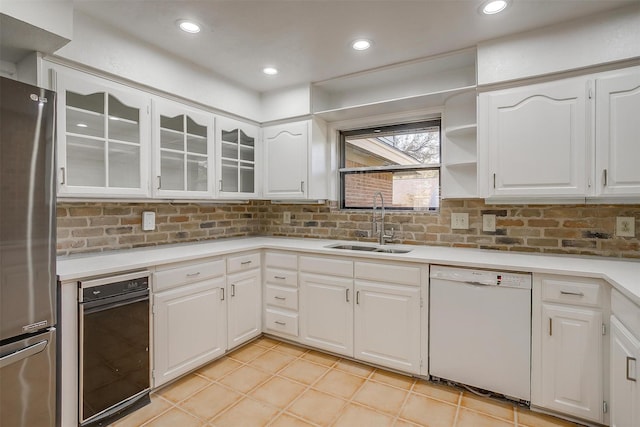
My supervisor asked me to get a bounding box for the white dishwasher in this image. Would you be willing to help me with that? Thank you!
[429,265,532,402]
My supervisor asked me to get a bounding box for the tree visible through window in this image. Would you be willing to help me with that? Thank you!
[340,120,441,210]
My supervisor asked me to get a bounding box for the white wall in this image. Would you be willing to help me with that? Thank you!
[261,84,311,123]
[477,4,640,86]
[53,11,262,121]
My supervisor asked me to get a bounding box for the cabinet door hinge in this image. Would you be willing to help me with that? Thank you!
[602,323,607,336]
[603,401,608,414]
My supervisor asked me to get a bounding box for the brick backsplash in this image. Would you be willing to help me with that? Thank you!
[56,202,262,256]
[57,200,640,259]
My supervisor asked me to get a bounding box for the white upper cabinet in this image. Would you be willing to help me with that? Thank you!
[263,119,329,200]
[56,72,151,198]
[479,76,589,201]
[152,99,215,198]
[215,116,260,198]
[263,121,308,199]
[594,66,640,200]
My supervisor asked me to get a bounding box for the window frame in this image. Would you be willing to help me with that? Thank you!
[338,119,442,211]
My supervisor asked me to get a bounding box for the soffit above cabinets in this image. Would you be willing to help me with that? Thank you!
[0,0,73,63]
[72,0,636,93]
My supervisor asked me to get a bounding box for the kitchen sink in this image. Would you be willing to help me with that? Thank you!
[326,244,412,254]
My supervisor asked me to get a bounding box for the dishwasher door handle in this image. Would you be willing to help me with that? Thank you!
[464,280,495,286]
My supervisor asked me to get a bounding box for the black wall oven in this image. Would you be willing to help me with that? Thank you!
[78,271,151,427]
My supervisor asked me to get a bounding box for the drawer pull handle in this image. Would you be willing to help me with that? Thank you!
[274,276,286,280]
[274,296,286,300]
[231,284,236,297]
[627,357,637,382]
[241,261,252,265]
[186,272,201,277]
[220,288,225,301]
[345,288,350,302]
[356,290,360,305]
[549,318,553,336]
[560,291,584,297]
[274,321,286,326]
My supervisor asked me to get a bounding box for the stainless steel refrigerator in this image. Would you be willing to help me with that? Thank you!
[0,76,57,427]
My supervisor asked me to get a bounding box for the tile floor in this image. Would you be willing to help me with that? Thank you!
[113,337,581,427]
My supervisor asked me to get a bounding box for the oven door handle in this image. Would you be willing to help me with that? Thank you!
[81,290,149,313]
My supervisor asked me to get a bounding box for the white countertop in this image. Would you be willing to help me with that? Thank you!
[57,236,640,306]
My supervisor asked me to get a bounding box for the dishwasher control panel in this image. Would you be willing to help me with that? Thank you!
[430,265,531,290]
[496,273,532,289]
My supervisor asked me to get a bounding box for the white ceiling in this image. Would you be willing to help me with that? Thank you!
[73,0,638,93]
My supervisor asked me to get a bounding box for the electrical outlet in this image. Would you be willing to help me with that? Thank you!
[142,211,155,231]
[483,214,496,232]
[283,212,291,224]
[451,213,469,230]
[616,216,635,237]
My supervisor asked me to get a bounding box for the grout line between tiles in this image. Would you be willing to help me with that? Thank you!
[451,389,463,427]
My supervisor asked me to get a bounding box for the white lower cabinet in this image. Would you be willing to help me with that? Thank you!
[153,277,227,387]
[298,256,424,372]
[610,289,640,427]
[354,280,421,374]
[532,274,607,424]
[610,316,640,427]
[153,254,261,387]
[263,251,299,339]
[227,269,262,349]
[299,272,354,356]
[226,253,262,350]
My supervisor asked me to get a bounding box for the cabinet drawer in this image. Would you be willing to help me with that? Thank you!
[612,289,640,336]
[541,276,604,307]
[154,259,225,292]
[227,252,261,273]
[299,256,353,277]
[265,285,298,310]
[265,252,297,270]
[265,309,298,337]
[355,261,420,286]
[264,268,297,287]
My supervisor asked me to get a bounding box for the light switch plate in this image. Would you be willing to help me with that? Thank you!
[483,214,496,232]
[616,217,635,237]
[142,211,155,231]
[451,213,469,230]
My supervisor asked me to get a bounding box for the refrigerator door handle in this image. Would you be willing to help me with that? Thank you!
[0,340,48,369]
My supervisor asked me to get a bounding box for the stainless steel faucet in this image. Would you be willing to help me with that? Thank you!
[372,192,393,245]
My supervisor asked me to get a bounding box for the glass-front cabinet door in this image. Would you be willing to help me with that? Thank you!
[56,72,150,197]
[216,116,259,198]
[153,99,214,198]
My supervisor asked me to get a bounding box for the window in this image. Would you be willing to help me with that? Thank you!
[339,120,441,210]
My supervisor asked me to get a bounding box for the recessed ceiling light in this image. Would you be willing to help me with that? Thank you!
[177,20,201,34]
[352,39,372,51]
[482,0,509,14]
[263,67,278,75]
